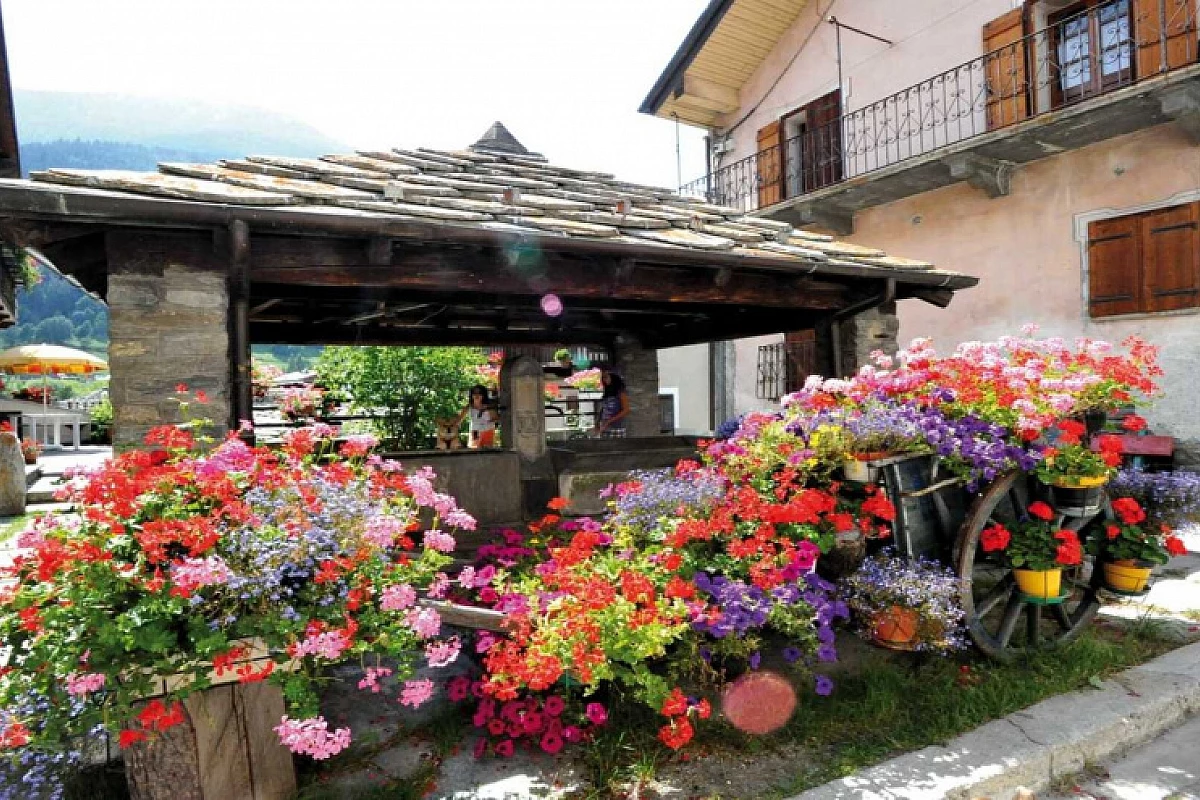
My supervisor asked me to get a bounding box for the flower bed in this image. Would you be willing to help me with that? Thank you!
[0,396,475,796]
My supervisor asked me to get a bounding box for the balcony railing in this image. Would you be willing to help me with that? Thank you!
[682,0,1198,213]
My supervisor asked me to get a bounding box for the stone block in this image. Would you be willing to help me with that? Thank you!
[558,470,628,516]
[164,289,227,310]
[161,330,230,358]
[109,338,158,359]
[0,434,25,516]
[108,282,161,309]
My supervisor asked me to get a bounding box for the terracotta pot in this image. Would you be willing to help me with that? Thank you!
[1013,568,1062,599]
[872,605,919,648]
[1102,560,1152,593]
[23,452,37,465]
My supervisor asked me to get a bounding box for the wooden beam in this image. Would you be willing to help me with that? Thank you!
[366,236,392,266]
[678,75,740,113]
[249,241,849,311]
[251,321,616,347]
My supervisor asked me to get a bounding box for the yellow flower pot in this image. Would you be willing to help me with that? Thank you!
[1013,568,1062,599]
[1051,475,1109,489]
[1102,560,1152,593]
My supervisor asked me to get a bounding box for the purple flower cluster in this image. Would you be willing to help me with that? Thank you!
[692,572,848,665]
[0,691,99,800]
[1111,467,1200,528]
[609,469,725,535]
[840,550,968,654]
[912,407,1041,490]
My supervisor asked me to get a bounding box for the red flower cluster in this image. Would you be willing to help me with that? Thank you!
[1053,530,1083,566]
[1112,497,1147,526]
[657,688,711,750]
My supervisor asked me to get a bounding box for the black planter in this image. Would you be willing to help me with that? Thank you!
[1047,483,1105,517]
[1083,409,1108,437]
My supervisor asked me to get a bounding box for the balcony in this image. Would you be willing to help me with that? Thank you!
[681,0,1200,233]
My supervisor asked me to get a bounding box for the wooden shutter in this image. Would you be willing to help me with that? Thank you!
[800,90,843,191]
[1088,215,1142,317]
[1134,0,1197,77]
[783,330,817,395]
[1142,202,1200,312]
[983,8,1030,130]
[756,121,783,208]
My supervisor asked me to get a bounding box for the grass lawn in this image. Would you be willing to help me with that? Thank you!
[578,618,1178,799]
[0,512,31,544]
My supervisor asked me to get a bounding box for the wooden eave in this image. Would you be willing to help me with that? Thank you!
[0,181,975,351]
[640,0,810,127]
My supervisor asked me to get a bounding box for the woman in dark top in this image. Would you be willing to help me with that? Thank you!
[594,370,630,438]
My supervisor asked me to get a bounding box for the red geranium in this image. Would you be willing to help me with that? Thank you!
[1121,415,1147,432]
[1028,502,1054,521]
[1053,530,1083,566]
[1111,497,1146,526]
[981,524,1011,552]
[1166,536,1188,557]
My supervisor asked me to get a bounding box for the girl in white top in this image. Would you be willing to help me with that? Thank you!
[457,384,498,448]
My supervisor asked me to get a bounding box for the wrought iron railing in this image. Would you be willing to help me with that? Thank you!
[756,339,817,400]
[682,0,1198,212]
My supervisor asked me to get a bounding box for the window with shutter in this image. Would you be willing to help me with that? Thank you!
[1142,203,1200,312]
[1088,215,1142,317]
[1087,201,1200,318]
[983,8,1031,129]
[755,122,783,209]
[1133,0,1198,77]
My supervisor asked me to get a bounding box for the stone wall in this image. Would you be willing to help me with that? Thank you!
[107,231,231,449]
[614,336,661,437]
[837,303,900,376]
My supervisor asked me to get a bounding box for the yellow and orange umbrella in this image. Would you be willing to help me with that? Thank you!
[0,344,108,412]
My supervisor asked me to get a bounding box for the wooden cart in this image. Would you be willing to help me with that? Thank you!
[863,454,1112,661]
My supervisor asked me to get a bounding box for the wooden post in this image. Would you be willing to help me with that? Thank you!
[123,682,296,800]
[228,220,253,437]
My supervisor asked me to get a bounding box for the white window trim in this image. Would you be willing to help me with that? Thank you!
[659,387,680,434]
[1073,188,1200,322]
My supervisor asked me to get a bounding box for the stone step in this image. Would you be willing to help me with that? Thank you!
[26,475,62,505]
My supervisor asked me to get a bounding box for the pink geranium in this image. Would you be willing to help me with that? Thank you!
[399,678,436,708]
[274,716,352,759]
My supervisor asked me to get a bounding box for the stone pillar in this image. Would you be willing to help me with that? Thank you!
[498,354,555,517]
[106,231,231,450]
[823,303,900,378]
[614,335,661,438]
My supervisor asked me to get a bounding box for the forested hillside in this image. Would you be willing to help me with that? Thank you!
[21,139,227,174]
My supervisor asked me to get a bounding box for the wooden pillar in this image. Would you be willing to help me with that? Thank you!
[106,230,232,449]
[227,220,253,436]
[498,354,555,516]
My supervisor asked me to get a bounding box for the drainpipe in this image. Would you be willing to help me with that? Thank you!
[829,278,895,377]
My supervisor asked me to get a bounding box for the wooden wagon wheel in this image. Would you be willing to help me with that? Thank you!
[954,470,1104,661]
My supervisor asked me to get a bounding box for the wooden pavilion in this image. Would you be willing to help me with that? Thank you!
[0,123,975,455]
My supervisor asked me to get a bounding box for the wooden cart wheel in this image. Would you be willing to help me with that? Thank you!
[954,471,1104,661]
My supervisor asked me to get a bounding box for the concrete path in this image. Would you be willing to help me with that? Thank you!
[1046,714,1200,799]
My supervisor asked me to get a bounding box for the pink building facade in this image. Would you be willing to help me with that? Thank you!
[646,0,1200,458]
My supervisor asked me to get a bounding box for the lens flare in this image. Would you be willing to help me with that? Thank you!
[540,294,563,317]
[721,671,796,734]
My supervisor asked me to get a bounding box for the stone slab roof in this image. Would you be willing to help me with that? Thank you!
[20,126,970,288]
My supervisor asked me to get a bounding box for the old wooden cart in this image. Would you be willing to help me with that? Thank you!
[863,453,1117,661]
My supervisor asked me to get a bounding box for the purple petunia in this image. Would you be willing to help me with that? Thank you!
[815,675,835,696]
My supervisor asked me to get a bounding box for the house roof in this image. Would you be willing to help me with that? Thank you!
[14,126,967,287]
[640,0,811,127]
[0,124,974,350]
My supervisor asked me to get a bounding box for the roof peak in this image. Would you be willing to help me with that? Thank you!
[470,121,544,160]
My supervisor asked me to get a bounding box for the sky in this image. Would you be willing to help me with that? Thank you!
[3,0,713,190]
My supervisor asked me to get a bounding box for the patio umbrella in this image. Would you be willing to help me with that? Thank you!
[0,344,108,413]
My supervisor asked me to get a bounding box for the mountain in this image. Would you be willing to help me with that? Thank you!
[8,92,345,371]
[14,90,347,157]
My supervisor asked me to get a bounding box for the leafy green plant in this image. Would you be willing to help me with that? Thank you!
[89,398,112,444]
[980,501,1083,571]
[315,346,486,450]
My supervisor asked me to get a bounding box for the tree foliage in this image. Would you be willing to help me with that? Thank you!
[315,346,486,449]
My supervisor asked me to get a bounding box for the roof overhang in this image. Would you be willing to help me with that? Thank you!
[640,0,811,128]
[0,180,976,350]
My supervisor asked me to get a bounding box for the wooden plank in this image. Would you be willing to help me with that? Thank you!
[1142,202,1200,313]
[238,682,298,800]
[124,703,203,800]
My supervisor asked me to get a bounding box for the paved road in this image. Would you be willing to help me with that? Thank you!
[1047,714,1200,799]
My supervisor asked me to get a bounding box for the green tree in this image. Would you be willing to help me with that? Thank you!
[315,346,486,450]
[33,314,73,344]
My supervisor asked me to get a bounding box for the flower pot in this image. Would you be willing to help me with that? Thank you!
[1083,409,1108,437]
[871,605,919,649]
[816,530,867,582]
[1046,476,1108,517]
[1013,568,1062,599]
[1102,560,1152,594]
[840,455,888,482]
[22,453,36,465]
